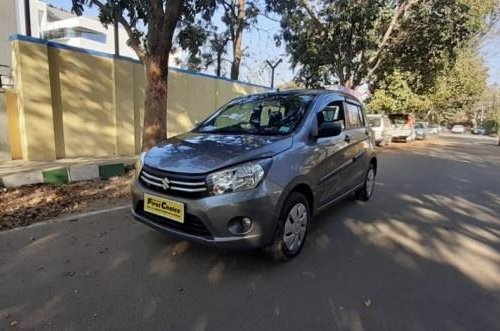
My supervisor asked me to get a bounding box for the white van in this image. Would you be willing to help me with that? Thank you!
[367,114,393,146]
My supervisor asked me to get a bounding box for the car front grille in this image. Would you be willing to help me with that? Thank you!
[136,201,212,238]
[139,165,208,198]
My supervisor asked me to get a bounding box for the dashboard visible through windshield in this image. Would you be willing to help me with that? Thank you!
[196,94,315,135]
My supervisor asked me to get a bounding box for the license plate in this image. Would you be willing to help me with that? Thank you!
[144,193,185,223]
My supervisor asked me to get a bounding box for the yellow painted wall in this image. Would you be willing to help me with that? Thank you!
[114,60,136,156]
[5,90,21,160]
[14,41,56,160]
[9,37,268,160]
[58,48,116,157]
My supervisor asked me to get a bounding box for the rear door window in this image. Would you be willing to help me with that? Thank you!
[346,103,364,129]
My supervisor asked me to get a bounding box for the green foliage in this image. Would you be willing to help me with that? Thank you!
[481,86,500,133]
[429,51,488,123]
[71,0,217,61]
[266,0,498,90]
[367,71,431,115]
[183,0,260,78]
[367,51,488,124]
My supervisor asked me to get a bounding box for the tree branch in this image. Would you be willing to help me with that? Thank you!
[89,0,145,60]
[299,0,323,29]
[365,0,419,80]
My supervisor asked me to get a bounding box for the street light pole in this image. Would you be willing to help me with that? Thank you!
[266,59,282,89]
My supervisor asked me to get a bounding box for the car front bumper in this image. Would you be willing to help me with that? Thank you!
[131,179,282,249]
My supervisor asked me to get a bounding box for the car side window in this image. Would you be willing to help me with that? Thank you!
[357,105,366,127]
[317,101,345,129]
[346,103,365,128]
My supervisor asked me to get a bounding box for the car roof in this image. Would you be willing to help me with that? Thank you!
[243,89,362,104]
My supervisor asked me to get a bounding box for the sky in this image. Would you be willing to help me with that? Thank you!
[46,0,499,87]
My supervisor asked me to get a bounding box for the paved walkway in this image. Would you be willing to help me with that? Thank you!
[0,156,136,188]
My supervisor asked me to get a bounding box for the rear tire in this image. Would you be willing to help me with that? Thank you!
[268,192,310,261]
[355,164,376,201]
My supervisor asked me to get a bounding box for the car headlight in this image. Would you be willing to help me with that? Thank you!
[134,152,146,179]
[207,161,267,195]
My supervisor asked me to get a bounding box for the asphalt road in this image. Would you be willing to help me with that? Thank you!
[1,134,500,331]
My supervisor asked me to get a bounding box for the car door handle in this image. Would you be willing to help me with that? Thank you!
[344,134,351,143]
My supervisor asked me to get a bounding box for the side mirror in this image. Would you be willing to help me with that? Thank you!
[318,121,342,138]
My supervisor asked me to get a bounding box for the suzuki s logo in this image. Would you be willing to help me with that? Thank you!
[161,177,170,190]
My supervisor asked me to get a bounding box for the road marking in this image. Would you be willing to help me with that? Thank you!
[0,205,130,235]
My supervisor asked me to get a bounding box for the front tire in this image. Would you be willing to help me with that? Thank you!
[268,192,310,261]
[355,164,376,201]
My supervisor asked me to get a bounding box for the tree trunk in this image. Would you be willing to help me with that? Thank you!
[139,0,183,151]
[216,52,222,77]
[230,0,245,80]
[142,57,168,151]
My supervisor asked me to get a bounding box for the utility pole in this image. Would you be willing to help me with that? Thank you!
[24,0,31,36]
[266,59,282,89]
[114,20,119,56]
[109,0,120,56]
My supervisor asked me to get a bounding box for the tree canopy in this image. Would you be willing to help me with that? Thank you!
[266,0,498,91]
[368,50,488,123]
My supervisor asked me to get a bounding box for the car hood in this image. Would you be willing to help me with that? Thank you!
[144,132,293,174]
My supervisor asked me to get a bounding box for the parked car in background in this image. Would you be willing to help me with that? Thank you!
[451,124,466,134]
[428,124,440,134]
[367,114,392,146]
[415,122,428,140]
[472,126,486,135]
[132,90,377,259]
[388,113,416,143]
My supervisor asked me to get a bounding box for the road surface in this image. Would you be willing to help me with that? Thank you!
[1,134,499,330]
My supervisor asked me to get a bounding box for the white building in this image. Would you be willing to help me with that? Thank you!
[0,0,181,66]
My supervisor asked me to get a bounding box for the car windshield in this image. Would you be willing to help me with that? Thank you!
[415,123,425,128]
[196,94,315,135]
[368,118,381,127]
[388,114,410,127]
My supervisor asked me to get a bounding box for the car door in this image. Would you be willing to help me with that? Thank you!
[312,98,353,206]
[344,100,371,188]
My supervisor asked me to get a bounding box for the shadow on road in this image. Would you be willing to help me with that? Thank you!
[1,135,499,330]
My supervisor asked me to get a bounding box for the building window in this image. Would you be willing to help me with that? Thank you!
[43,28,106,43]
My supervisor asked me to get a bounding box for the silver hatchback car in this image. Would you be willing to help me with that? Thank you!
[132,90,377,259]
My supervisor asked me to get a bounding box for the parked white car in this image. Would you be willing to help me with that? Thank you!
[427,124,440,134]
[388,113,416,143]
[451,124,466,134]
[367,114,393,146]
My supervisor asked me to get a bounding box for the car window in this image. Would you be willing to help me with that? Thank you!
[317,101,345,129]
[197,94,315,135]
[368,118,381,128]
[346,103,364,128]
